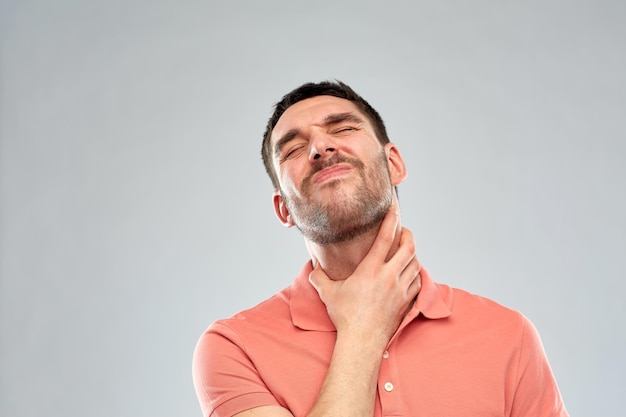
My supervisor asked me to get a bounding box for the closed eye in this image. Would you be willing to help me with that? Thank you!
[332,126,358,134]
[282,145,306,161]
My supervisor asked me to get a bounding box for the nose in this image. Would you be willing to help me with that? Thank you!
[308,133,336,162]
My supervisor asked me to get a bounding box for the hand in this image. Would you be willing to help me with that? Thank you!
[309,206,422,343]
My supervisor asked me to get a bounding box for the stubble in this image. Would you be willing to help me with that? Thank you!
[283,152,393,245]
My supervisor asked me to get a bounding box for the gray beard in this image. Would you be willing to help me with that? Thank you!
[283,154,393,245]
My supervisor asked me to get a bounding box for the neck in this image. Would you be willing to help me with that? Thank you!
[305,218,403,281]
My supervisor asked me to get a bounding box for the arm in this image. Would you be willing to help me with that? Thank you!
[233,207,421,417]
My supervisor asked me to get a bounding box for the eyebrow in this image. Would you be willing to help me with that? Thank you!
[273,112,366,157]
[323,112,365,126]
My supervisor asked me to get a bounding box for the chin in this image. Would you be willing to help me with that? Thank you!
[297,199,389,245]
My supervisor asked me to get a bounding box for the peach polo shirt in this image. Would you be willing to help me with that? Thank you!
[193,262,567,417]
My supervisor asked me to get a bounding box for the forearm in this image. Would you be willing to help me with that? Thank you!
[304,213,421,417]
[306,331,388,417]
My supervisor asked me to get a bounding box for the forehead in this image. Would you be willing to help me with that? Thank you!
[271,95,369,145]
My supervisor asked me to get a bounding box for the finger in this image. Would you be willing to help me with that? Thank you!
[398,258,421,300]
[400,257,421,284]
[364,203,399,263]
[387,227,418,271]
[308,263,331,298]
[406,270,422,299]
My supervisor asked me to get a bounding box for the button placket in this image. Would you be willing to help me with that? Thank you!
[378,346,399,416]
[381,350,393,392]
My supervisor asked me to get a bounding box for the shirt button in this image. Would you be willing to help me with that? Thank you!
[384,382,394,392]
[382,350,389,359]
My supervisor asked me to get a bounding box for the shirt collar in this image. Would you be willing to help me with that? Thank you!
[289,261,451,331]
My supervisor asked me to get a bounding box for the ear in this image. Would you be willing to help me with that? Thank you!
[385,143,408,186]
[273,190,295,227]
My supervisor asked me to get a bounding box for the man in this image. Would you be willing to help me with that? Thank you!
[193,81,568,417]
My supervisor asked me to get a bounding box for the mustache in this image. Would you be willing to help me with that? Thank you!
[302,154,365,189]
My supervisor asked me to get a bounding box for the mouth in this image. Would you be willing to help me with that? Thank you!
[312,163,353,184]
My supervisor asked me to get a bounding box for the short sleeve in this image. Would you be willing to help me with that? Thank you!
[510,315,569,417]
[192,322,281,417]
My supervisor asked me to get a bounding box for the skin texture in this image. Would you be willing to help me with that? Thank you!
[234,96,421,417]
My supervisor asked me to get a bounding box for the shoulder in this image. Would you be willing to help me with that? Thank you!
[197,285,294,349]
[441,282,521,314]
[436,282,530,333]
[192,286,294,400]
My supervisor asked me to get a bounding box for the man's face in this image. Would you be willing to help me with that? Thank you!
[270,95,405,244]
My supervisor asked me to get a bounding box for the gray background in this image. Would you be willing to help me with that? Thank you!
[1,1,624,416]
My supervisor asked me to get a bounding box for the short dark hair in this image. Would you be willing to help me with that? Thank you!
[261,80,390,189]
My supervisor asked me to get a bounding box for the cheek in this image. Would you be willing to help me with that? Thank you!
[278,165,304,194]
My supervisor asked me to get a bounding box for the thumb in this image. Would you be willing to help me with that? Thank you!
[308,263,332,299]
